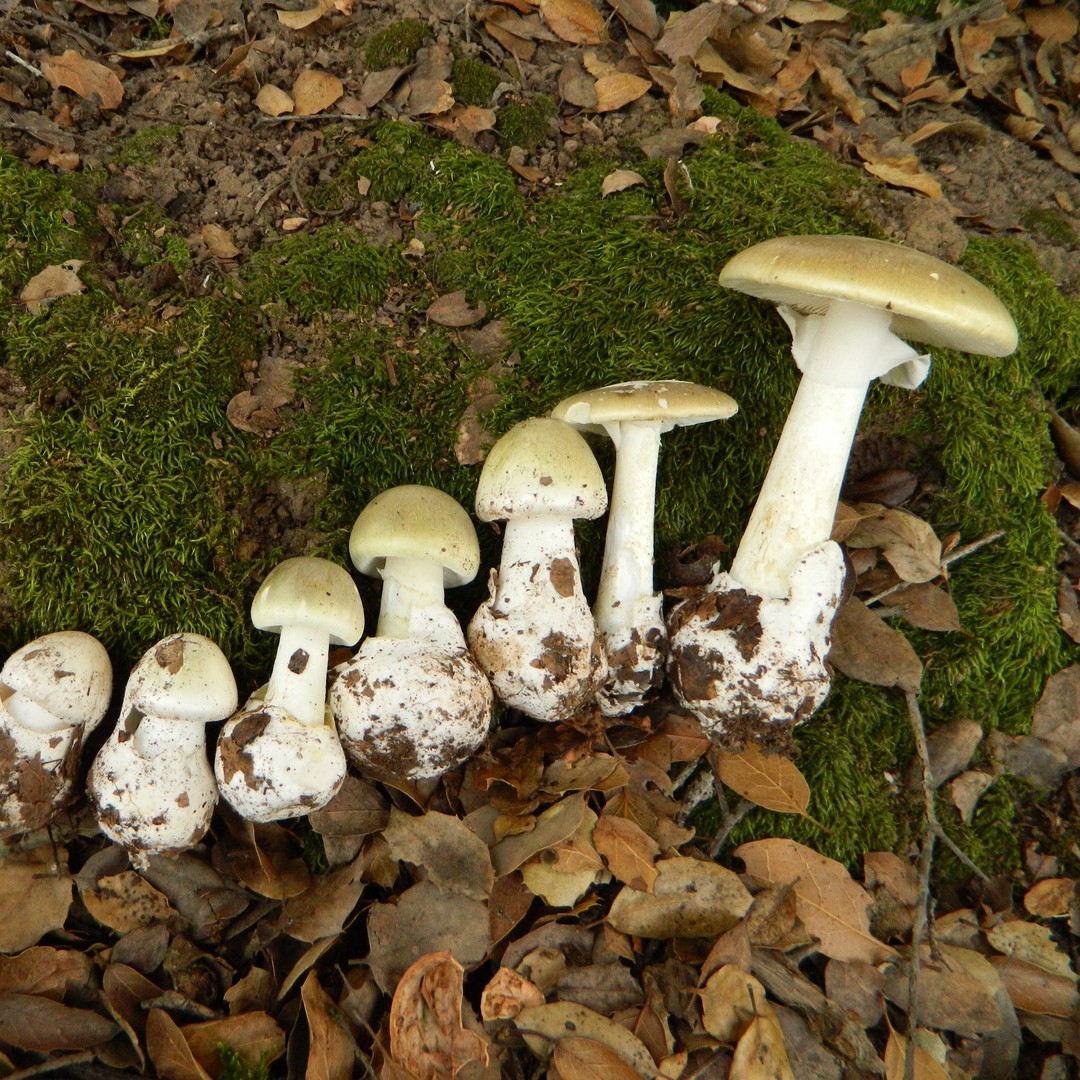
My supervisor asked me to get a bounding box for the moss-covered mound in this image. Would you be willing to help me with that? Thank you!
[1,91,1077,868]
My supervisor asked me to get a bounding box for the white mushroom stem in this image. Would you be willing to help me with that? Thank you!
[264,626,331,729]
[728,300,926,599]
[594,421,662,635]
[377,556,447,639]
[132,715,205,760]
[489,514,576,610]
[1,691,68,735]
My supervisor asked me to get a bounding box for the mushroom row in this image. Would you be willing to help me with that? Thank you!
[0,234,1018,865]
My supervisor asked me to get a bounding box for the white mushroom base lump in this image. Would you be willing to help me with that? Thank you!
[596,593,666,717]
[90,731,217,866]
[215,704,347,822]
[331,635,493,780]
[468,561,607,723]
[667,543,845,746]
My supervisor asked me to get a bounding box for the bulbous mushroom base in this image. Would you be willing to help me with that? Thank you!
[332,637,493,780]
[667,543,845,747]
[215,705,346,823]
[0,719,81,837]
[89,736,217,868]
[596,594,666,718]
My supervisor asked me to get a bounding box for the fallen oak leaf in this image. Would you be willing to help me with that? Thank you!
[19,262,86,314]
[713,746,826,829]
[554,1035,647,1080]
[41,50,123,109]
[593,814,659,891]
[291,69,343,116]
[593,73,652,112]
[540,0,606,45]
[828,596,924,693]
[602,169,646,196]
[0,995,118,1052]
[731,1010,794,1080]
[146,1009,212,1080]
[181,1013,285,1076]
[515,1002,657,1076]
[300,971,356,1080]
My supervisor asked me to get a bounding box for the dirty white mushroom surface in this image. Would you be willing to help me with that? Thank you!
[551,380,737,717]
[216,556,362,823]
[89,632,237,865]
[332,485,493,780]
[668,543,844,745]
[0,630,112,837]
[466,418,608,722]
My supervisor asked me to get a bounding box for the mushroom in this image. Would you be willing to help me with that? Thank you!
[216,556,364,822]
[89,633,237,865]
[670,234,1018,739]
[0,630,112,837]
[466,417,608,721]
[551,380,738,716]
[331,485,494,780]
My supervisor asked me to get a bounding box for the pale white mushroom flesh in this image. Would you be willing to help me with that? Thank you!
[216,556,363,822]
[467,417,608,722]
[0,630,112,837]
[670,234,1018,738]
[332,485,493,779]
[89,632,237,864]
[552,380,737,716]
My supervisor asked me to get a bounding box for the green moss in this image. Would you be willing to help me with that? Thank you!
[497,94,555,150]
[112,125,182,168]
[217,1044,271,1080]
[1021,207,1079,246]
[452,57,502,107]
[242,225,392,321]
[113,203,192,275]
[365,18,432,70]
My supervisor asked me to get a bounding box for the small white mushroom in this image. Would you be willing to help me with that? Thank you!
[670,234,1018,740]
[331,485,493,780]
[467,417,608,722]
[0,630,112,837]
[88,633,237,865]
[551,380,737,716]
[216,556,363,822]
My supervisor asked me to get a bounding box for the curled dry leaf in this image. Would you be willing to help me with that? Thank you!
[41,50,123,109]
[300,971,357,1080]
[481,966,545,1021]
[1024,878,1077,920]
[602,169,647,196]
[277,0,333,29]
[515,1001,657,1077]
[277,852,365,942]
[0,946,92,1000]
[987,920,1075,978]
[389,951,489,1080]
[844,505,943,583]
[255,84,294,116]
[879,583,962,633]
[989,955,1080,1017]
[701,964,771,1043]
[736,839,897,964]
[491,793,588,876]
[200,224,241,259]
[20,261,86,314]
[426,290,488,327]
[607,856,752,939]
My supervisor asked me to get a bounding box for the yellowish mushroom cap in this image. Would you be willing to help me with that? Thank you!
[551,379,737,432]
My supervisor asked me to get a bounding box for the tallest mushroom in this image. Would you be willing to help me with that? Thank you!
[670,234,1018,739]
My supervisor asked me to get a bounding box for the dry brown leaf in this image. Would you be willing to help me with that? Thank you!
[879,583,962,633]
[1024,878,1077,920]
[222,819,312,899]
[301,971,356,1080]
[990,954,1080,1016]
[554,1036,647,1080]
[0,947,92,1000]
[407,78,455,116]
[200,223,241,259]
[811,52,864,123]
[845,506,943,582]
[481,966,545,1021]
[714,747,821,825]
[427,290,488,327]
[1024,5,1078,43]
[491,794,588,875]
[593,814,659,891]
[254,84,293,116]
[862,152,943,198]
[181,1013,285,1075]
[147,1009,212,1080]
[656,4,727,63]
[81,871,175,934]
[20,262,86,314]
[0,849,72,954]
[948,770,994,823]
[389,952,489,1080]
[383,807,494,900]
[730,1011,794,1080]
[291,69,343,116]
[607,856,752,938]
[700,964,770,1042]
[883,1028,949,1080]
[515,1002,657,1076]
[277,0,332,29]
[277,852,365,942]
[0,994,117,1052]
[41,50,123,109]
[593,73,652,111]
[607,0,659,37]
[540,0,606,44]
[736,839,897,964]
[828,596,924,693]
[785,0,848,23]
[1031,666,1080,767]
[309,775,390,839]
[987,920,1075,977]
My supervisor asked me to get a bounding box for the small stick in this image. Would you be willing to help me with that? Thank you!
[866,528,1006,607]
[4,49,42,78]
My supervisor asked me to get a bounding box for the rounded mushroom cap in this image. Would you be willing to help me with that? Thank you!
[251,556,364,647]
[349,485,480,589]
[719,234,1018,357]
[1,630,112,730]
[551,380,738,433]
[475,417,607,522]
[125,633,238,724]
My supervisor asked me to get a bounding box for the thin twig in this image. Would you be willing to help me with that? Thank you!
[4,48,42,78]
[866,528,1006,607]
[255,112,371,125]
[1058,527,1080,563]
